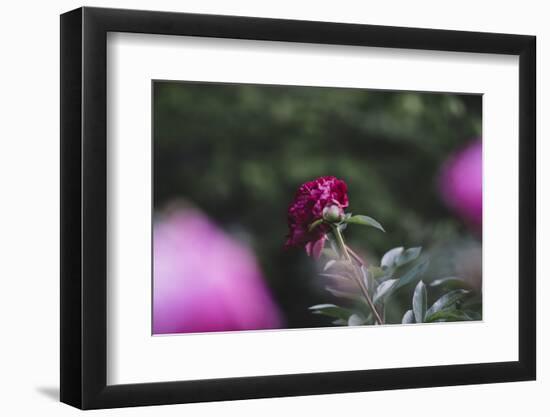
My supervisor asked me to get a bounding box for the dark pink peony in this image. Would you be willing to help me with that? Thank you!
[285,176,349,258]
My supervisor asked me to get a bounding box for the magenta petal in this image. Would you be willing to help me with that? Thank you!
[305,235,326,259]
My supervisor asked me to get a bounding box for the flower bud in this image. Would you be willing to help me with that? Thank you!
[322,205,344,223]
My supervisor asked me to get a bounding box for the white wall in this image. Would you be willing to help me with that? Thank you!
[0,0,546,415]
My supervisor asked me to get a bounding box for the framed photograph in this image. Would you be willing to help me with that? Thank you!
[60,6,536,409]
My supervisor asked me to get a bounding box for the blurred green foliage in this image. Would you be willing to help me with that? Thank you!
[154,81,482,328]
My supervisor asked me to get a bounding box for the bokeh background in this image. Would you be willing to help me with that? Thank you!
[153,81,482,334]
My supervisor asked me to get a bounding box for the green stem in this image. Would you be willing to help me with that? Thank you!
[331,226,383,325]
[332,225,352,262]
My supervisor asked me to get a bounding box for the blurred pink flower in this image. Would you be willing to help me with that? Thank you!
[153,208,283,334]
[439,139,482,231]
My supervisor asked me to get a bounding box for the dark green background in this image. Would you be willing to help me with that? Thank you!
[153,81,482,328]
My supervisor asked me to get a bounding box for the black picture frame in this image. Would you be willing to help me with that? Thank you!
[60,6,536,410]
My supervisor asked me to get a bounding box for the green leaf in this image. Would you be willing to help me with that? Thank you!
[394,259,429,291]
[381,247,404,269]
[325,286,362,301]
[348,314,366,326]
[362,312,374,325]
[461,293,482,310]
[309,304,353,321]
[426,289,470,319]
[308,218,324,232]
[412,280,427,323]
[361,265,376,295]
[309,303,336,310]
[319,272,352,280]
[425,309,474,323]
[396,247,422,267]
[345,215,385,232]
[373,278,399,304]
[463,310,482,321]
[323,259,337,271]
[402,309,415,324]
[323,259,356,275]
[368,266,386,280]
[430,277,471,290]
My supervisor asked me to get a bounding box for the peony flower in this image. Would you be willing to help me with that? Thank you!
[285,176,349,258]
[439,139,482,232]
[153,207,283,334]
